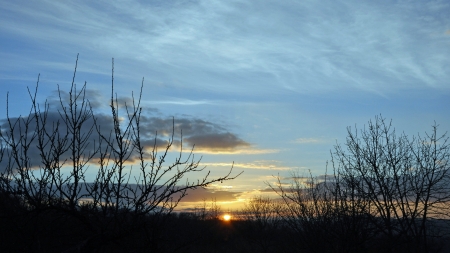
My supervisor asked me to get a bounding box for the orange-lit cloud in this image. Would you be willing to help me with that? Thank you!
[175,188,283,211]
[185,146,279,155]
[202,160,291,170]
[168,142,279,154]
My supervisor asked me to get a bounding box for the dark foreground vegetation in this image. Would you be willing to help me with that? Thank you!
[1,192,450,253]
[1,59,450,252]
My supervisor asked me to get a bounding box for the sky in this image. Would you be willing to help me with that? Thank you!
[1,0,449,211]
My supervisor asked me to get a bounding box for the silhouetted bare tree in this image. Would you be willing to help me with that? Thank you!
[332,116,450,253]
[0,56,241,252]
[268,116,450,253]
[270,171,374,253]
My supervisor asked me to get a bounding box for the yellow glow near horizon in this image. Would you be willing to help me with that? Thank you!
[223,214,231,221]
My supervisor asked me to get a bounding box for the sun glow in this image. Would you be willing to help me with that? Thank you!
[223,214,231,221]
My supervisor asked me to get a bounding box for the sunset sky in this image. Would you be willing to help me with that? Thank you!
[1,0,449,211]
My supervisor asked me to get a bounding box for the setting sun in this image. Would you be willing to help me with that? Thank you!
[223,214,231,221]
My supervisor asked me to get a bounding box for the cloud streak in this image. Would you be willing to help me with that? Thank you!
[293,138,325,144]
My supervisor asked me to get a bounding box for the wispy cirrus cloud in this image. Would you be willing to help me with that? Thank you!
[1,0,449,97]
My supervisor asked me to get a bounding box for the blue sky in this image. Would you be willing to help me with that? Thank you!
[1,0,449,210]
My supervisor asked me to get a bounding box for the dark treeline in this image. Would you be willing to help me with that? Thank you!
[1,192,450,253]
[1,60,450,252]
